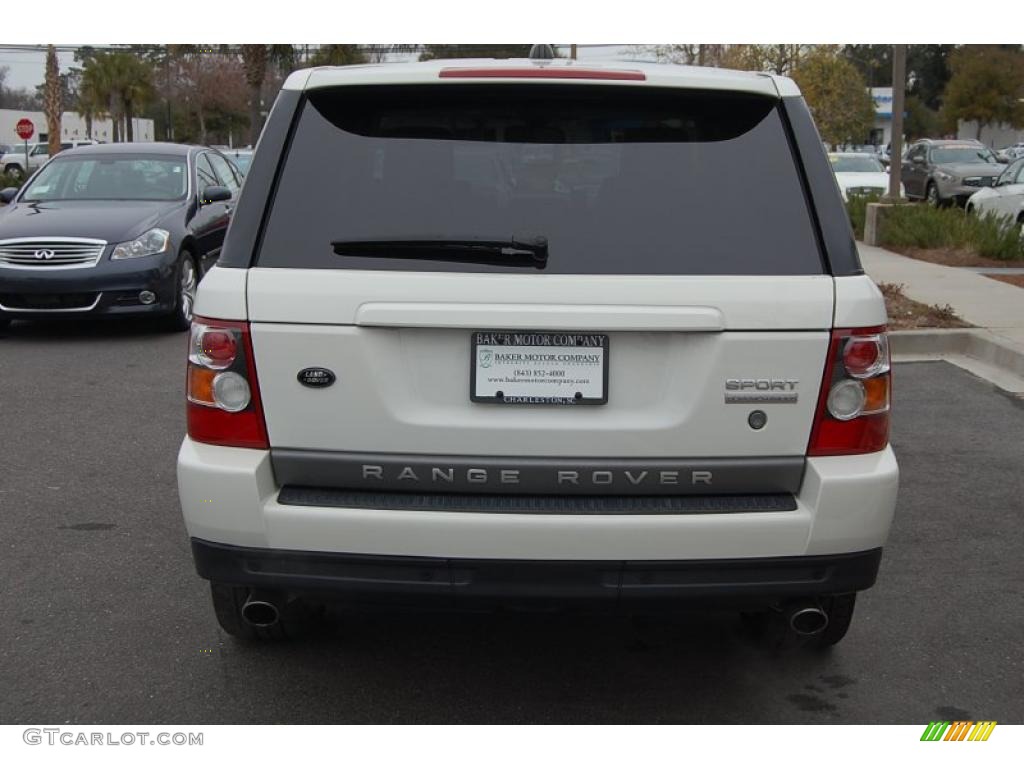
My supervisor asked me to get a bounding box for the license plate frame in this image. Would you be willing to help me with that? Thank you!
[470,330,610,406]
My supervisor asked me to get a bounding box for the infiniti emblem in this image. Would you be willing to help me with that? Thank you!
[33,249,55,260]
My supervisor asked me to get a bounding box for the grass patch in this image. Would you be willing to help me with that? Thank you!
[877,281,970,330]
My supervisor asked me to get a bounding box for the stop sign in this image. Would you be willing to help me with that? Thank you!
[16,118,34,140]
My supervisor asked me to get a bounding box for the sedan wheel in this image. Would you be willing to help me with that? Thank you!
[161,252,198,332]
[926,184,940,207]
[180,257,197,324]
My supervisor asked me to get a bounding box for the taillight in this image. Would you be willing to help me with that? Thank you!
[808,326,891,456]
[186,317,268,449]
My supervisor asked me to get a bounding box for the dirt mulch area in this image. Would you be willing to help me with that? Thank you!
[885,245,1024,269]
[877,282,972,330]
[986,274,1024,289]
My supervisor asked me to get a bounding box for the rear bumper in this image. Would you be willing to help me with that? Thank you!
[191,538,883,608]
[178,439,899,562]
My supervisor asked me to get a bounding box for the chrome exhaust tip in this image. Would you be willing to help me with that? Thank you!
[241,592,281,628]
[787,602,829,636]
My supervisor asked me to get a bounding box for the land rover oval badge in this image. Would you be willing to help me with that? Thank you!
[297,367,336,388]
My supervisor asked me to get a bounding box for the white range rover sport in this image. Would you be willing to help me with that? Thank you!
[177,58,899,645]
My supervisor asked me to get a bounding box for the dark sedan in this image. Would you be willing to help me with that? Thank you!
[0,142,242,331]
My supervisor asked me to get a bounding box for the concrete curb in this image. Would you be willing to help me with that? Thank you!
[890,328,1024,395]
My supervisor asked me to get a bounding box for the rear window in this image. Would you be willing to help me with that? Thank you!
[257,85,823,275]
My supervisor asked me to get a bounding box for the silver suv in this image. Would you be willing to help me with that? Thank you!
[902,138,1005,207]
[177,59,898,647]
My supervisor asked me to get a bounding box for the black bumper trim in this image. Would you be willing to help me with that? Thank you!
[270,449,806,497]
[191,539,883,607]
[277,486,798,514]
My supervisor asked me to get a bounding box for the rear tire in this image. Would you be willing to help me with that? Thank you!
[210,583,320,641]
[4,164,24,181]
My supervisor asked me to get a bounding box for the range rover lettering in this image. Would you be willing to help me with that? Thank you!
[177,56,899,647]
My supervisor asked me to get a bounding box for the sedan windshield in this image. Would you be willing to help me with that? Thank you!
[931,146,998,165]
[230,153,252,174]
[20,155,188,202]
[830,155,884,173]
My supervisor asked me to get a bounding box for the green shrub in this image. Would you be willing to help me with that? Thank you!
[970,211,1024,261]
[878,204,1023,261]
[844,190,1023,261]
[844,193,882,239]
[0,172,22,192]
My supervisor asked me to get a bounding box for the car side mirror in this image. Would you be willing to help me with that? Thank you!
[201,185,232,205]
[0,187,18,204]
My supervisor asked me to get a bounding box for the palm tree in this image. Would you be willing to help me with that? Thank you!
[72,67,103,139]
[307,45,367,67]
[80,51,154,142]
[43,45,62,155]
[117,55,154,141]
[82,52,120,141]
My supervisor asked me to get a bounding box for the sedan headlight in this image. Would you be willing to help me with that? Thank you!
[111,228,171,260]
[935,171,959,183]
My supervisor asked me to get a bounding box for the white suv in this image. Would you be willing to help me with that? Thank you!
[1,139,99,180]
[177,59,899,645]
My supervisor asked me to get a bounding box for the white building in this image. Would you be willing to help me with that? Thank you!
[0,109,154,146]
[957,120,1024,149]
[868,87,895,146]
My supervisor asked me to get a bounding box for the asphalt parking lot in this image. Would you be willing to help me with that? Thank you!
[1,318,1022,724]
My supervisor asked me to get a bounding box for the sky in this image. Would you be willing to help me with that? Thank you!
[0,44,634,93]
[0,47,79,91]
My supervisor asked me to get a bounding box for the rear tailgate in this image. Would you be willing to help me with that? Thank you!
[248,270,831,459]
[244,81,835,478]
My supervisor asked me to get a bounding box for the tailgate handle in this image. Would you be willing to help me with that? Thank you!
[355,303,724,331]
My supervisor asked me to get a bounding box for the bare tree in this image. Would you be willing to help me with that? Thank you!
[240,45,268,145]
[633,45,728,67]
[186,53,247,144]
[722,44,810,75]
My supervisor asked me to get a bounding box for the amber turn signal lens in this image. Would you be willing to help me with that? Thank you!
[862,375,890,415]
[187,366,216,406]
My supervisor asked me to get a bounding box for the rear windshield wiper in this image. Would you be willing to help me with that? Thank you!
[331,237,549,269]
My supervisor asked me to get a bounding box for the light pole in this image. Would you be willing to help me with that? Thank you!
[887,45,906,201]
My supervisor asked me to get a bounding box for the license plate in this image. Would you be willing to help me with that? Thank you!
[471,331,609,405]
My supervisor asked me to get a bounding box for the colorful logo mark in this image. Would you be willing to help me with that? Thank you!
[921,721,997,742]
